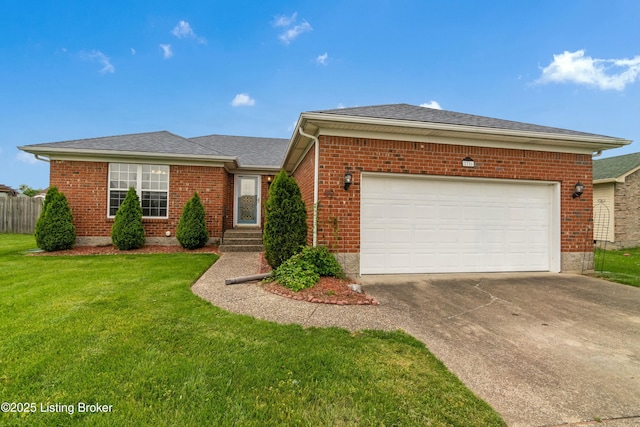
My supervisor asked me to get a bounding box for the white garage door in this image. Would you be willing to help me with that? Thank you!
[361,174,557,274]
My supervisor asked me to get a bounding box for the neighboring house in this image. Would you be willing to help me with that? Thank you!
[33,188,49,199]
[593,152,640,249]
[0,184,19,197]
[19,104,630,274]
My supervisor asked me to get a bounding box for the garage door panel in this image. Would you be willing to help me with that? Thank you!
[361,175,554,274]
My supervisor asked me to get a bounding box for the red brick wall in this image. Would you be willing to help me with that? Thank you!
[292,144,316,245]
[50,160,229,240]
[301,136,593,254]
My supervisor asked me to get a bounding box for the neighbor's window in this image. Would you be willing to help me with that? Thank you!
[108,163,169,218]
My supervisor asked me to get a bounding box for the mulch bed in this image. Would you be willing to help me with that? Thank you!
[258,253,378,306]
[27,245,220,256]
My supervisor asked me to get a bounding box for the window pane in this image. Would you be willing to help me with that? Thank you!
[109,190,128,216]
[142,191,167,217]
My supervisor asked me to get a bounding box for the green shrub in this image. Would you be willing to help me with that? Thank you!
[111,187,145,250]
[176,192,209,249]
[264,170,308,268]
[270,256,319,292]
[298,246,345,278]
[34,186,76,251]
[268,246,345,291]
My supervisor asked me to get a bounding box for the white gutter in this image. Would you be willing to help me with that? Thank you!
[297,126,319,247]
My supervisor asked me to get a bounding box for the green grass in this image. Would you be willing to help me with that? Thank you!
[0,234,505,426]
[594,246,640,287]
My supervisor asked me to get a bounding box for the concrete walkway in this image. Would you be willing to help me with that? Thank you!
[192,252,640,427]
[191,252,392,331]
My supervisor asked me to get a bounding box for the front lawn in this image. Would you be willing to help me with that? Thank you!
[594,246,640,287]
[0,234,505,426]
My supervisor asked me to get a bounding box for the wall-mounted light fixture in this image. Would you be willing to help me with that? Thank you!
[462,156,475,168]
[344,172,353,190]
[266,175,273,187]
[572,181,585,199]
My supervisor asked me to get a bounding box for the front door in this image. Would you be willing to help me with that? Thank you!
[235,175,261,226]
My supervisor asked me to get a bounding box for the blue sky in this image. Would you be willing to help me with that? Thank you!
[2,0,639,190]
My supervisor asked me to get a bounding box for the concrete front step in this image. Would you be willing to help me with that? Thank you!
[219,244,265,252]
[223,237,263,245]
[220,228,264,252]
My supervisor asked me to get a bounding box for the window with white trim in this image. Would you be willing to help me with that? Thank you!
[108,163,169,218]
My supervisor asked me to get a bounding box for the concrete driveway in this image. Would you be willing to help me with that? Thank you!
[358,273,640,427]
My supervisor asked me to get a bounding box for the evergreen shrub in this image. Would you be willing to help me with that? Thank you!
[34,186,76,251]
[111,188,145,250]
[176,192,209,249]
[263,170,307,268]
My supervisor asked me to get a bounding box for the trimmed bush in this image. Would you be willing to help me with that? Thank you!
[111,187,145,250]
[34,186,76,251]
[264,170,308,268]
[176,192,209,249]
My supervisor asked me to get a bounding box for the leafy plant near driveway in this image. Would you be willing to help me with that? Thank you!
[268,246,345,291]
[0,234,505,426]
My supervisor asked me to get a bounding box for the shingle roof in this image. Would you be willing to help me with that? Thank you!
[189,134,289,168]
[593,152,640,180]
[20,131,289,169]
[0,184,18,196]
[21,131,221,156]
[313,103,617,138]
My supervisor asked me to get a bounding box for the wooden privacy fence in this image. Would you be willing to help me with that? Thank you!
[0,197,44,234]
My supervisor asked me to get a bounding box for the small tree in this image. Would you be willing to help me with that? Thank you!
[111,187,145,250]
[176,192,209,249]
[264,170,308,268]
[35,186,76,251]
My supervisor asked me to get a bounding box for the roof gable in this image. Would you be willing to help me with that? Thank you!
[593,152,640,181]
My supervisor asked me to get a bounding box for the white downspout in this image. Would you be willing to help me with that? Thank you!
[297,127,319,247]
[35,154,50,163]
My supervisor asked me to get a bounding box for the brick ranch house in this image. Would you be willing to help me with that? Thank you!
[19,104,630,274]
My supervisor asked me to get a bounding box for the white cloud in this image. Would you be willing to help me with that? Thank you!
[272,13,297,27]
[231,93,256,107]
[171,20,206,44]
[160,44,173,59]
[537,49,640,91]
[131,48,136,55]
[316,52,329,65]
[279,20,312,44]
[420,101,442,109]
[337,103,346,109]
[17,151,38,165]
[82,50,114,74]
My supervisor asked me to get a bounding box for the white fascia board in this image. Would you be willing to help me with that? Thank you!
[299,112,631,152]
[593,178,620,184]
[19,147,238,167]
[231,166,281,174]
[316,127,598,155]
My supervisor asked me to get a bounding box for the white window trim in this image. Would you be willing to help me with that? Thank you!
[107,163,170,219]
